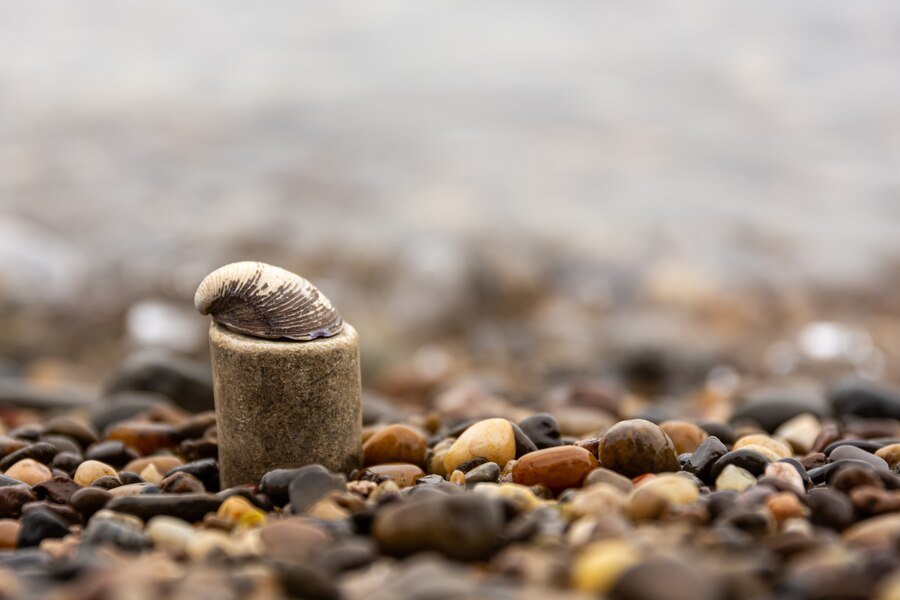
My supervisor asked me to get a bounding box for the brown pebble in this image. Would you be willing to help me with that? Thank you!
[598,419,679,478]
[0,518,19,549]
[105,422,179,456]
[161,472,206,494]
[660,421,708,454]
[364,463,426,488]
[583,467,634,493]
[362,424,427,468]
[875,443,900,470]
[850,486,900,516]
[443,418,516,475]
[4,459,53,486]
[766,491,808,523]
[512,446,599,493]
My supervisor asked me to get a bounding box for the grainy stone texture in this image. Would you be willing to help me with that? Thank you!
[209,322,361,487]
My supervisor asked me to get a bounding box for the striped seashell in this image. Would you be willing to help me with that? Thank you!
[194,261,343,341]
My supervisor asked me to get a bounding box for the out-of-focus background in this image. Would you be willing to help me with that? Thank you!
[2,1,900,405]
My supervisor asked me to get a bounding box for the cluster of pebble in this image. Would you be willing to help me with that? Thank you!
[2,357,900,599]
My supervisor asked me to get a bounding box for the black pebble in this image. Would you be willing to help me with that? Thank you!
[709,448,771,482]
[519,413,562,450]
[17,508,70,547]
[685,436,728,483]
[165,458,220,492]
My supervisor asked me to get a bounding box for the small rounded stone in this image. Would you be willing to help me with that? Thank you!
[443,418,516,474]
[773,413,821,455]
[124,455,183,475]
[660,421,708,454]
[362,424,427,468]
[583,467,634,493]
[105,422,179,456]
[4,459,52,486]
[571,539,640,593]
[365,463,426,488]
[146,515,195,556]
[473,482,545,513]
[217,495,267,528]
[875,443,900,470]
[74,460,119,486]
[598,419,679,478]
[766,491,808,523]
[0,518,20,549]
[716,464,757,492]
[734,434,792,459]
[511,446,599,493]
[627,473,699,521]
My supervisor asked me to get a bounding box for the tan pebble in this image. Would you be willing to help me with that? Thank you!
[140,464,164,485]
[766,491,808,523]
[843,513,900,547]
[876,444,900,470]
[305,498,350,521]
[0,519,20,549]
[734,434,792,459]
[583,467,633,493]
[564,483,627,519]
[4,458,52,486]
[362,424,427,468]
[875,571,900,600]
[450,470,466,486]
[764,462,805,496]
[368,479,401,502]
[123,455,183,476]
[716,464,757,492]
[186,530,241,561]
[74,460,119,486]
[660,421,707,454]
[571,539,639,593]
[365,463,425,488]
[473,482,545,512]
[443,418,516,474]
[108,483,154,498]
[427,438,454,477]
[774,414,821,455]
[146,516,195,556]
[554,406,616,437]
[627,473,699,521]
[736,443,784,463]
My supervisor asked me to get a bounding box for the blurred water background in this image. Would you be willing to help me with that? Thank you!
[1,1,900,392]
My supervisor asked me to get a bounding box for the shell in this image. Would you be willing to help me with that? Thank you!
[194,262,343,341]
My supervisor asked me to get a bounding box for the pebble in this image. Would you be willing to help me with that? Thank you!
[121,457,178,479]
[106,493,222,522]
[83,513,151,552]
[165,458,220,492]
[85,441,140,469]
[875,443,900,470]
[259,518,330,563]
[161,471,205,494]
[373,494,504,561]
[709,448,771,481]
[104,349,214,413]
[828,378,900,420]
[565,483,627,519]
[0,442,57,471]
[598,419,679,478]
[583,467,634,493]
[217,495,267,528]
[0,486,36,518]
[766,491,808,523]
[443,418,517,474]
[280,465,345,514]
[773,413,821,454]
[609,556,720,600]
[73,460,119,486]
[4,458,53,486]
[512,446,598,492]
[716,464,757,492]
[510,422,539,457]
[660,420,707,454]
[519,413,562,449]
[69,486,112,518]
[829,445,889,472]
[684,436,727,483]
[473,482,545,513]
[627,473,699,520]
[763,462,805,496]
[0,518,19,549]
[571,539,639,593]
[16,508,69,548]
[464,461,500,484]
[731,387,831,432]
[362,424,428,467]
[43,416,99,448]
[32,476,82,504]
[140,464,164,485]
[105,422,180,456]
[733,434,792,459]
[842,513,900,547]
[806,488,855,531]
[50,452,82,475]
[363,463,426,488]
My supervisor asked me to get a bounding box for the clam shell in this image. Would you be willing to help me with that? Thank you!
[194,262,343,341]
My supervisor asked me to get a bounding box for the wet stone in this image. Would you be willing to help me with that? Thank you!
[465,462,500,484]
[17,508,70,548]
[106,493,222,522]
[443,418,517,474]
[362,424,428,468]
[0,442,58,471]
[165,458,220,492]
[32,476,82,505]
[161,472,205,494]
[286,465,347,513]
[373,494,504,561]
[50,452,82,476]
[0,486,36,518]
[598,419,679,478]
[512,446,599,493]
[829,445,889,472]
[510,422,538,458]
[519,413,562,449]
[709,448,771,482]
[69,487,111,519]
[92,475,124,490]
[85,441,140,470]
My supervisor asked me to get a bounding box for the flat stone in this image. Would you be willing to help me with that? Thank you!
[106,493,222,522]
